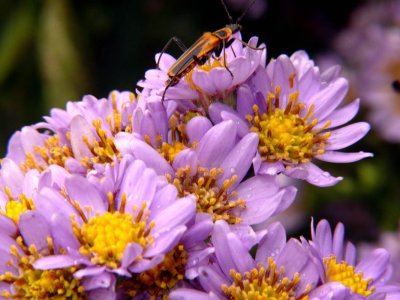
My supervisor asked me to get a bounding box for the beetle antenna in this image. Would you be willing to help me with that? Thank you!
[237,0,257,23]
[220,0,234,24]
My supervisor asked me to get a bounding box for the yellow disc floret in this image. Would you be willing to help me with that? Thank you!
[4,201,29,223]
[0,238,85,299]
[222,257,311,300]
[168,166,245,224]
[246,85,331,165]
[77,210,151,269]
[19,92,136,173]
[325,256,375,297]
[1,266,85,300]
[20,135,74,173]
[1,187,35,224]
[120,244,187,299]
[147,112,196,164]
[160,142,187,164]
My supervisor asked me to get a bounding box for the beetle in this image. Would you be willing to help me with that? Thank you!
[157,0,263,102]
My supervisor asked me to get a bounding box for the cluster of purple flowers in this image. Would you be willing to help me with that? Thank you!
[0,26,398,300]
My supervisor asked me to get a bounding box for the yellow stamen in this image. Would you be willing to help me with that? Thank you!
[222,257,310,300]
[18,92,137,174]
[150,112,195,163]
[325,256,375,297]
[168,166,245,224]
[120,244,187,299]
[73,203,153,269]
[0,237,85,299]
[1,189,34,224]
[247,85,331,165]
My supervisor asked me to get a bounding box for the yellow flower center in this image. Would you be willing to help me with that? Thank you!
[120,244,187,299]
[1,187,34,223]
[223,257,310,300]
[168,166,245,224]
[246,86,331,165]
[4,201,28,223]
[82,92,136,167]
[148,112,200,163]
[20,91,136,173]
[0,237,85,299]
[325,256,375,297]
[20,135,74,173]
[75,206,153,269]
[85,119,121,165]
[159,142,187,164]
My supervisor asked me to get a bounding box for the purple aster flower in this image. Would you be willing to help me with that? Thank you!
[359,224,400,285]
[115,111,297,228]
[32,156,211,299]
[0,211,114,299]
[306,219,400,299]
[331,0,400,143]
[5,90,138,176]
[0,159,39,223]
[138,33,266,112]
[208,50,372,186]
[170,220,319,299]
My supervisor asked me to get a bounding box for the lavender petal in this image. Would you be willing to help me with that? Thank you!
[326,122,371,151]
[316,151,373,163]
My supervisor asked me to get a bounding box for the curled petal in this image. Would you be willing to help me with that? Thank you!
[316,151,373,163]
[151,196,196,233]
[318,98,360,129]
[256,222,287,263]
[19,211,51,253]
[284,163,343,187]
[128,254,164,273]
[144,226,187,257]
[218,133,259,190]
[196,120,237,168]
[0,215,17,237]
[311,78,349,120]
[186,116,213,143]
[70,116,95,161]
[326,122,370,151]
[172,148,199,176]
[356,248,391,282]
[170,288,219,300]
[114,133,174,176]
[65,175,107,216]
[34,255,85,270]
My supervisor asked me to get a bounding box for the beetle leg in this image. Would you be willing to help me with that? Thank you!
[192,55,208,66]
[222,39,234,78]
[225,38,237,57]
[231,37,265,51]
[161,80,174,103]
[157,37,188,69]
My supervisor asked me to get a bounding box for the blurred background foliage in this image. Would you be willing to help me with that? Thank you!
[1,0,398,240]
